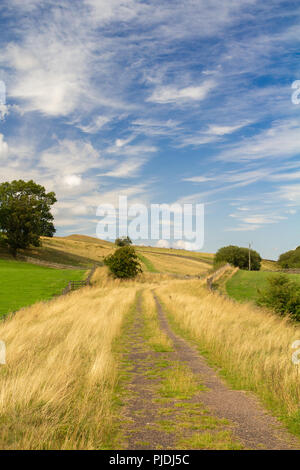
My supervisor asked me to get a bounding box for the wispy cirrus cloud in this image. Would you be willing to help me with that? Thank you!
[0,0,300,256]
[217,120,300,162]
[147,81,216,105]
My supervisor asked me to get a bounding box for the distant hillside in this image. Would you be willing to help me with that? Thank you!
[0,235,114,268]
[260,259,281,272]
[64,234,114,247]
[0,233,281,274]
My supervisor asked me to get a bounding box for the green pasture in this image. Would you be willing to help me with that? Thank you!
[0,259,86,317]
[226,270,300,303]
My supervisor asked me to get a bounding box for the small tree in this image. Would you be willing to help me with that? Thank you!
[115,236,132,247]
[0,180,56,256]
[104,246,142,279]
[257,275,300,320]
[214,245,261,270]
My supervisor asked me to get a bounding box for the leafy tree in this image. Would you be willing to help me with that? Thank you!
[257,274,300,320]
[0,180,56,255]
[104,246,142,279]
[115,236,132,247]
[278,247,300,269]
[214,245,261,270]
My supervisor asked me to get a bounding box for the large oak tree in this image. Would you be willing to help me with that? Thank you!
[0,180,56,255]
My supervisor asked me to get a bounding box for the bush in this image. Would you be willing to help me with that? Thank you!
[214,245,261,270]
[104,246,142,279]
[115,236,132,247]
[257,275,300,320]
[278,247,300,269]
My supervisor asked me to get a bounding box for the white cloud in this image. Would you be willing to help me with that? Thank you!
[106,142,157,157]
[132,119,180,137]
[148,81,215,104]
[178,134,219,147]
[82,183,149,208]
[218,120,300,162]
[276,185,300,205]
[100,158,146,178]
[0,134,8,159]
[84,0,141,23]
[205,123,248,136]
[183,176,215,183]
[173,240,199,251]
[241,215,286,225]
[4,39,91,116]
[77,116,111,134]
[156,239,170,248]
[115,136,135,148]
[0,104,9,120]
[225,224,262,232]
[63,175,82,188]
[39,139,104,175]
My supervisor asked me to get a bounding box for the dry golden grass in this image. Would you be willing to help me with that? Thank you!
[0,241,298,449]
[142,252,211,276]
[91,265,179,287]
[261,259,281,271]
[42,236,114,262]
[156,279,300,427]
[0,283,137,449]
[138,245,214,262]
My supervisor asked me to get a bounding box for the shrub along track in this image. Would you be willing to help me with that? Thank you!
[118,289,299,450]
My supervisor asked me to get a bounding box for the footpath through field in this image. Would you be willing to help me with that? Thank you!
[119,289,299,450]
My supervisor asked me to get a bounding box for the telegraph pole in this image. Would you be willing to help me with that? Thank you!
[248,242,251,271]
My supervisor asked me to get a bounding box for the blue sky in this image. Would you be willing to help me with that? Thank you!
[0,0,300,259]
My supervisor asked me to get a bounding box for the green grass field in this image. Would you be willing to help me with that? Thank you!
[0,259,86,317]
[226,270,300,303]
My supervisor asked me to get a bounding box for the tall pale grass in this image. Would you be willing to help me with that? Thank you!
[91,266,175,287]
[0,284,137,449]
[156,280,300,429]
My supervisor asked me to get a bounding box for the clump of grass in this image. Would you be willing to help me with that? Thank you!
[159,362,204,399]
[142,290,173,352]
[178,431,243,450]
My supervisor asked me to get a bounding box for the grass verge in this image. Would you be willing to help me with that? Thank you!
[0,283,137,449]
[155,281,300,438]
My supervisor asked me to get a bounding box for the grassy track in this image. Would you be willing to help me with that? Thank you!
[0,259,85,317]
[226,270,300,303]
[137,253,158,273]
